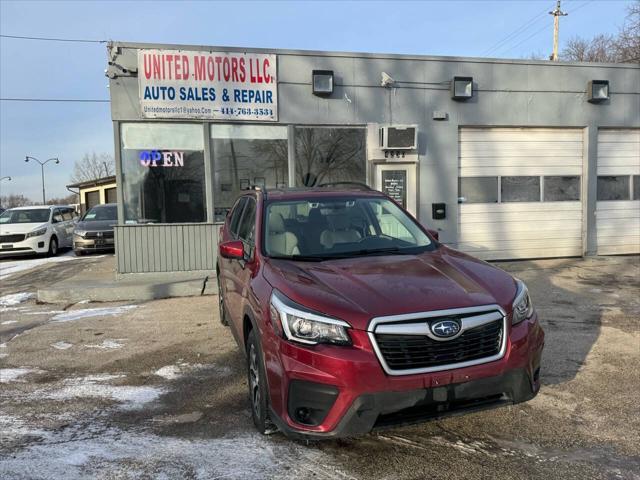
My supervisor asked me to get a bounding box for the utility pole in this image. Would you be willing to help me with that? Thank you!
[549,0,568,61]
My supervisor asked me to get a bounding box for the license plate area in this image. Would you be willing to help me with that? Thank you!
[1,244,13,249]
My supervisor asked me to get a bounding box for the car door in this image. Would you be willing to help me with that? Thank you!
[220,197,248,325]
[51,209,67,245]
[228,197,257,335]
[61,208,75,246]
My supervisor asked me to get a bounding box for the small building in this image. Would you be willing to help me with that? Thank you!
[106,41,640,275]
[66,176,117,214]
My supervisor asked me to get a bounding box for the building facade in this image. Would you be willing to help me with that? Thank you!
[106,41,640,274]
[67,175,117,214]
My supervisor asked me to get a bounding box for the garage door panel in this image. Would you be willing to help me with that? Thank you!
[458,127,583,260]
[596,129,640,255]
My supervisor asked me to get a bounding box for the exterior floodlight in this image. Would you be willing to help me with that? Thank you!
[451,76,473,100]
[588,80,609,103]
[312,70,334,96]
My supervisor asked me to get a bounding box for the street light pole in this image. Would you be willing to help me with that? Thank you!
[24,156,60,204]
[0,176,11,182]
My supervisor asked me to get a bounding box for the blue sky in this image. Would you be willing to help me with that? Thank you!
[0,0,633,201]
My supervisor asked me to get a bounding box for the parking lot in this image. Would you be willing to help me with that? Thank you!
[0,253,639,479]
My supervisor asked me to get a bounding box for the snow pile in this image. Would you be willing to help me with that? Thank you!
[1,320,18,325]
[0,367,42,383]
[51,305,137,323]
[0,292,34,307]
[51,341,74,350]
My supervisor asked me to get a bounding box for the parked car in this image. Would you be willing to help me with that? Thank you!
[0,205,76,257]
[73,203,117,255]
[216,184,545,439]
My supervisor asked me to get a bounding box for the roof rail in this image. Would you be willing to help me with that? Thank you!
[317,182,373,191]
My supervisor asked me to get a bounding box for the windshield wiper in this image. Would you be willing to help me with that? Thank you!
[269,254,330,262]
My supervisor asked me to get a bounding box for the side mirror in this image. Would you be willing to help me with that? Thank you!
[427,229,439,241]
[219,240,244,260]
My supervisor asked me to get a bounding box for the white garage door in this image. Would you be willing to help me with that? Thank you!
[596,129,640,255]
[458,128,584,260]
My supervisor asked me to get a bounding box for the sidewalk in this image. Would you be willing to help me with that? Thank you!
[37,255,217,303]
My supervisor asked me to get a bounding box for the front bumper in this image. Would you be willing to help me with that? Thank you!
[265,312,544,439]
[0,236,50,256]
[73,235,114,251]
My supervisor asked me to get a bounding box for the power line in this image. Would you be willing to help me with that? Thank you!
[1,98,109,103]
[0,34,106,44]
[483,3,554,56]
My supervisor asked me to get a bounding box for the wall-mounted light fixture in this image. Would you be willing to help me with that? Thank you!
[451,76,473,100]
[312,70,334,96]
[588,80,609,103]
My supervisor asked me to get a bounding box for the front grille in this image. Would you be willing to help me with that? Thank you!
[0,234,25,243]
[374,318,503,371]
[84,231,114,239]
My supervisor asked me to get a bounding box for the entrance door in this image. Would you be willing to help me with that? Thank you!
[374,163,417,217]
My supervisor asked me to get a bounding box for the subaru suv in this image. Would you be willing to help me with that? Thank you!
[216,184,544,439]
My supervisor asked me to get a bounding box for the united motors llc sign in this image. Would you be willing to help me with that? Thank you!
[138,49,277,121]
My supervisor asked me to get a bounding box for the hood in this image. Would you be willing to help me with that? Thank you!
[75,220,116,232]
[263,247,517,331]
[0,223,48,235]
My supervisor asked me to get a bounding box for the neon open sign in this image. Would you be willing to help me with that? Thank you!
[139,150,184,167]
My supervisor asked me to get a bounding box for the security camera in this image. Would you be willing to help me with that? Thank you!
[381,72,395,87]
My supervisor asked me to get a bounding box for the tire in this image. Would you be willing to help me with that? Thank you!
[74,250,84,256]
[217,273,229,326]
[247,329,270,434]
[48,236,58,257]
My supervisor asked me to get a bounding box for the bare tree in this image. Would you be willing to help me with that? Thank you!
[0,194,33,208]
[70,153,115,183]
[46,193,78,206]
[560,1,639,63]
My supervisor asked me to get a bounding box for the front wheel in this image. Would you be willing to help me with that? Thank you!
[247,330,270,434]
[48,236,58,257]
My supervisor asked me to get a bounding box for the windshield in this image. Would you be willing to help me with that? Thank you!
[82,205,117,222]
[0,209,50,224]
[264,197,434,259]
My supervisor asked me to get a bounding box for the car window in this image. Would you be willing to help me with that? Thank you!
[83,205,117,221]
[264,196,433,259]
[52,209,64,223]
[237,198,256,245]
[0,209,51,224]
[62,208,74,221]
[229,197,247,237]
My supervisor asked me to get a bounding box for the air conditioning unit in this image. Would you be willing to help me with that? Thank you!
[379,125,418,150]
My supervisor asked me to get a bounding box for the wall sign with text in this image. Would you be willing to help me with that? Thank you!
[138,49,277,121]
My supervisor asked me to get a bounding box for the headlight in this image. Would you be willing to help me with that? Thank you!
[25,227,47,238]
[512,280,534,325]
[74,230,87,237]
[270,290,351,346]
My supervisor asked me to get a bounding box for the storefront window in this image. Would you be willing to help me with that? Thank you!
[294,127,366,187]
[121,123,206,223]
[211,125,288,222]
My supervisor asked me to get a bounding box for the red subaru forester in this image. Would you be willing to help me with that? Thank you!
[216,184,544,439]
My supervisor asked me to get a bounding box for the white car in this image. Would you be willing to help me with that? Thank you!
[0,205,77,257]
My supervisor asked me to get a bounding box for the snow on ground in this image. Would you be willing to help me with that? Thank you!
[0,368,43,383]
[0,415,342,480]
[50,341,73,350]
[0,292,35,308]
[42,374,164,410]
[154,362,232,380]
[51,305,137,323]
[83,339,125,350]
[0,250,76,280]
[1,320,18,325]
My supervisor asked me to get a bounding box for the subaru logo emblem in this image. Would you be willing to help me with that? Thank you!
[431,319,461,338]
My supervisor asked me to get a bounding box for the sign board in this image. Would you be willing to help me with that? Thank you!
[138,49,277,121]
[382,170,407,208]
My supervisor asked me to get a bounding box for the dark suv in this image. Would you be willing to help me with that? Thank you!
[216,185,544,439]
